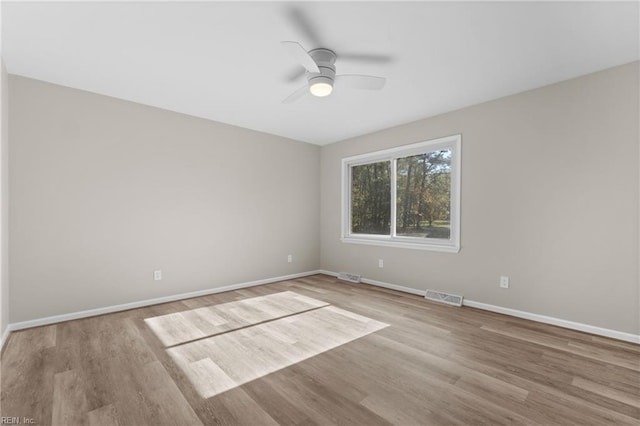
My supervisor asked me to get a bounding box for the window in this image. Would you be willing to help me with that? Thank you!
[342,134,461,252]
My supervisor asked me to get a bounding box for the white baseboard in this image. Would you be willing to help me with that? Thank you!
[4,270,637,347]
[318,270,425,296]
[317,269,338,278]
[361,277,426,297]
[6,270,323,335]
[320,270,640,344]
[0,325,10,351]
[462,300,640,344]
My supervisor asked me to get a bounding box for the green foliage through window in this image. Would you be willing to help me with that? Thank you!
[396,150,451,239]
[351,162,391,235]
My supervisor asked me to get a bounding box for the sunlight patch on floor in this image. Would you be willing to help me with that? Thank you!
[144,291,329,346]
[167,305,389,399]
[144,291,389,399]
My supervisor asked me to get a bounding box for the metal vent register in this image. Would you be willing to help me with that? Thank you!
[425,289,463,307]
[337,272,362,283]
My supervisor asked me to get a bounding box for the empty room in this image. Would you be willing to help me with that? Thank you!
[0,1,638,425]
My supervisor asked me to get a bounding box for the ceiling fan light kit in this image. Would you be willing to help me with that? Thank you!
[309,80,333,97]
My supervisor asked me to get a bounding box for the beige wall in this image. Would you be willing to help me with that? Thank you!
[321,62,639,334]
[1,58,9,338]
[9,76,320,323]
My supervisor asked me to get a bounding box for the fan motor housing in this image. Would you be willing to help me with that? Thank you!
[308,48,337,84]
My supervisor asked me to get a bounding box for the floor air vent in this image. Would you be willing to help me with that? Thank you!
[425,289,463,307]
[337,272,362,283]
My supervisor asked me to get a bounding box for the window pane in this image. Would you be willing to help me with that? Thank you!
[351,162,391,235]
[396,150,451,239]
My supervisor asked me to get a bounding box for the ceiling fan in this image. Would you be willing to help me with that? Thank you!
[281,7,391,104]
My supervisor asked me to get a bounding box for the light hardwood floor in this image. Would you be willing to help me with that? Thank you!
[1,274,639,425]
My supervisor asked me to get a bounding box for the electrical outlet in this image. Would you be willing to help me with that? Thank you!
[154,270,162,281]
[378,259,384,268]
[500,276,509,288]
[287,254,293,263]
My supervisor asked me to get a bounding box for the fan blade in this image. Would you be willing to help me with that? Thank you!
[335,75,386,90]
[287,7,323,46]
[281,41,320,74]
[282,85,309,104]
[338,53,393,64]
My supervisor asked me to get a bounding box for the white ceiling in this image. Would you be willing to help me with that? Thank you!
[2,1,638,145]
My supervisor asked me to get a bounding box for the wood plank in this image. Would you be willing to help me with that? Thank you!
[88,404,120,426]
[52,369,89,426]
[572,376,640,408]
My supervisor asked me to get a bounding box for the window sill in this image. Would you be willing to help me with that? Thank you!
[341,236,460,253]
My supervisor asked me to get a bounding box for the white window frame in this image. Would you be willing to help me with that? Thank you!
[341,134,461,253]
